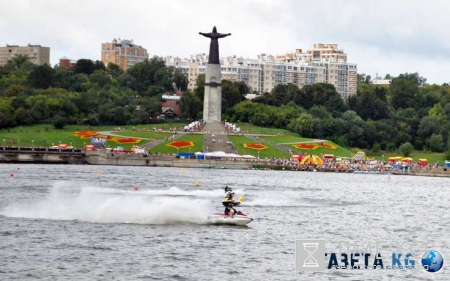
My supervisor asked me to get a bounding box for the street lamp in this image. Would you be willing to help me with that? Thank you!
[249,120,251,134]
[257,150,260,160]
[17,139,20,150]
[261,121,264,134]
[32,140,34,150]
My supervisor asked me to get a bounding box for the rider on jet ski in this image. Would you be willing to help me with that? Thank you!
[223,186,235,207]
[224,202,237,216]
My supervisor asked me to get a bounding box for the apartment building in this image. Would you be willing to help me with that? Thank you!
[101,38,148,71]
[164,44,357,98]
[0,44,50,66]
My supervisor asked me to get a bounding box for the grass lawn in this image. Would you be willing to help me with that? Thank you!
[258,135,353,158]
[149,134,204,154]
[0,124,90,148]
[113,131,173,140]
[235,123,298,136]
[0,124,184,150]
[259,135,312,144]
[229,135,290,158]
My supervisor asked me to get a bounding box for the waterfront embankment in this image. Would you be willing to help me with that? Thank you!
[1,149,450,177]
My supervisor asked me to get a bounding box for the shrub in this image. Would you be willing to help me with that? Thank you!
[399,142,414,157]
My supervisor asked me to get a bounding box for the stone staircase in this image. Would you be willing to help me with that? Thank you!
[201,122,235,153]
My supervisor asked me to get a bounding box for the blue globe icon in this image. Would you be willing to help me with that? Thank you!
[421,250,444,272]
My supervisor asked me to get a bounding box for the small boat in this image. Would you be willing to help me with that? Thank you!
[207,211,253,226]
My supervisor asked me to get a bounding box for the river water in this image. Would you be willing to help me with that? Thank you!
[0,164,448,280]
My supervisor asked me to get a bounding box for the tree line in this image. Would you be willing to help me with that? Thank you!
[1,55,450,157]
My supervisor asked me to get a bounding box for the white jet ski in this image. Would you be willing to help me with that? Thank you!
[208,211,253,226]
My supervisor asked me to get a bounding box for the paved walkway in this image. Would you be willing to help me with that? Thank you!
[201,122,235,153]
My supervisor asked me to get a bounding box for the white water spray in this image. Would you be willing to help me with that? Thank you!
[1,184,211,225]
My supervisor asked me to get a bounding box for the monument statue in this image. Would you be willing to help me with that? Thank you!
[199,26,231,64]
[199,26,231,122]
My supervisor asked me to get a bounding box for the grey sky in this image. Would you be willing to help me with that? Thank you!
[1,0,449,84]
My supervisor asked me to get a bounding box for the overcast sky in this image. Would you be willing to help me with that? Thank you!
[1,0,449,84]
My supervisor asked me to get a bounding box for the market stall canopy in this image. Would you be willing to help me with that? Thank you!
[418,158,428,165]
[352,151,366,161]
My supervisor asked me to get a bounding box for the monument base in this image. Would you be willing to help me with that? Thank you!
[203,64,222,122]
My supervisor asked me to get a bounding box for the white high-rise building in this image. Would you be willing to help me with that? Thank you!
[164,44,357,98]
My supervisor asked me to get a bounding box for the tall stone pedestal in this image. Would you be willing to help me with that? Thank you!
[203,64,222,122]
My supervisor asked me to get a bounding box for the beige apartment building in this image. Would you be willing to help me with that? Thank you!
[164,44,357,98]
[101,38,148,71]
[0,44,50,66]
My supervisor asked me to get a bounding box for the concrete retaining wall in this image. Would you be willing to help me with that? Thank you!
[85,151,254,169]
[0,149,86,164]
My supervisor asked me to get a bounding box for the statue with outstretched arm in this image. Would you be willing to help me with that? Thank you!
[199,26,231,64]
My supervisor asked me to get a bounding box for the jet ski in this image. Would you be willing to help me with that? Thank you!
[207,211,253,226]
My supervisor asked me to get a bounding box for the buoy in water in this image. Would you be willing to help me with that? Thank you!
[238,196,244,202]
[133,185,139,191]
[195,181,200,186]
[97,172,102,176]
[10,173,14,177]
[17,167,20,171]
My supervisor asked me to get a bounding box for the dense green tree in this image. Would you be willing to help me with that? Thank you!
[117,73,137,90]
[4,84,27,97]
[0,98,14,128]
[418,115,441,138]
[357,73,371,84]
[222,80,245,113]
[4,54,34,73]
[93,60,106,71]
[106,62,123,78]
[352,84,389,120]
[28,64,55,89]
[12,107,33,126]
[234,81,250,97]
[289,113,314,138]
[428,134,445,152]
[180,90,202,120]
[193,74,205,103]
[173,68,188,91]
[127,57,166,93]
[258,83,300,107]
[390,73,423,109]
[74,59,96,75]
[297,83,346,114]
[309,105,332,119]
[89,70,111,88]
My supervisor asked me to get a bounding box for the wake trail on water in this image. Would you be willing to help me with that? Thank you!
[0,184,212,225]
